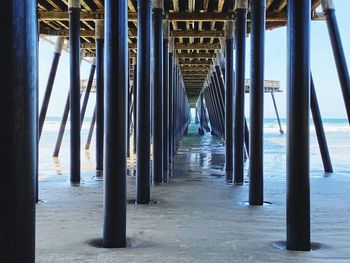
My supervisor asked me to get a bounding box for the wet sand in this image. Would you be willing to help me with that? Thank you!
[36,123,350,262]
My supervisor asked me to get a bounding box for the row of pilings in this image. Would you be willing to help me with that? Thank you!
[3,0,350,261]
[195,0,349,252]
[2,0,191,261]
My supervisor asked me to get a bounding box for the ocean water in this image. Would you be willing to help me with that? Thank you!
[39,117,350,178]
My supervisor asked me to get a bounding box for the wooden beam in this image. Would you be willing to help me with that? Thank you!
[176,43,221,50]
[217,0,225,13]
[78,42,220,50]
[171,30,224,38]
[177,53,214,59]
[266,0,273,10]
[37,10,299,22]
[179,60,212,65]
[173,0,179,12]
[46,0,62,10]
[39,28,136,37]
[203,0,209,11]
[92,0,104,10]
[276,0,287,12]
[128,0,136,12]
[81,0,92,11]
[312,0,321,11]
[189,0,195,12]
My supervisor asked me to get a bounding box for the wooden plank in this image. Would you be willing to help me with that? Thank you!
[128,0,136,12]
[78,42,220,50]
[175,43,221,50]
[81,0,92,11]
[217,0,225,12]
[203,0,209,11]
[37,11,298,22]
[46,0,62,10]
[92,0,104,10]
[178,53,214,58]
[276,0,287,12]
[266,0,274,10]
[179,60,212,65]
[171,30,224,38]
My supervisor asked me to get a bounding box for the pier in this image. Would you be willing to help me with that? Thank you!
[2,0,350,262]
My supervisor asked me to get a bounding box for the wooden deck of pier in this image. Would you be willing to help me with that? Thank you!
[38,0,322,105]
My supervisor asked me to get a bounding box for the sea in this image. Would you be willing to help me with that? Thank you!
[39,117,350,178]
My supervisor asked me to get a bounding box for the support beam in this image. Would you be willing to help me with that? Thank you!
[39,37,64,140]
[225,20,234,182]
[69,0,81,183]
[321,0,350,125]
[152,0,164,183]
[169,38,174,167]
[286,0,311,251]
[249,0,265,205]
[163,20,170,173]
[95,19,104,171]
[103,0,128,248]
[80,59,96,127]
[271,92,284,134]
[2,1,37,261]
[136,0,152,204]
[37,10,293,22]
[233,0,248,185]
[310,74,333,173]
[85,106,96,150]
[132,59,137,154]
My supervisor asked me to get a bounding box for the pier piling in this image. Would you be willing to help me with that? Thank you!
[286,0,311,251]
[103,0,128,248]
[249,0,265,205]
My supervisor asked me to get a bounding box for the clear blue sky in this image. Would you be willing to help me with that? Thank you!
[39,0,350,119]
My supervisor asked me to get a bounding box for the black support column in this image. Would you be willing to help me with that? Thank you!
[163,20,170,174]
[152,0,164,183]
[69,0,81,183]
[286,0,311,251]
[136,0,152,204]
[310,74,333,173]
[80,59,96,127]
[234,0,248,185]
[2,1,37,261]
[168,38,174,168]
[249,0,265,205]
[225,20,235,183]
[39,37,64,139]
[103,0,128,248]
[95,19,104,171]
[132,58,137,154]
[321,0,350,124]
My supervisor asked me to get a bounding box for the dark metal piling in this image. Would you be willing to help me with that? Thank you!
[225,20,235,182]
[163,20,170,173]
[234,0,248,185]
[249,0,265,205]
[286,0,311,251]
[136,0,152,204]
[95,19,104,171]
[2,0,37,261]
[69,0,81,183]
[103,0,128,248]
[152,0,164,183]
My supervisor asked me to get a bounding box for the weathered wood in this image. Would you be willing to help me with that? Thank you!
[171,30,224,38]
[178,53,214,59]
[37,10,293,22]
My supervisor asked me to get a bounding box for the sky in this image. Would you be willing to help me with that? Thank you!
[39,0,350,119]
